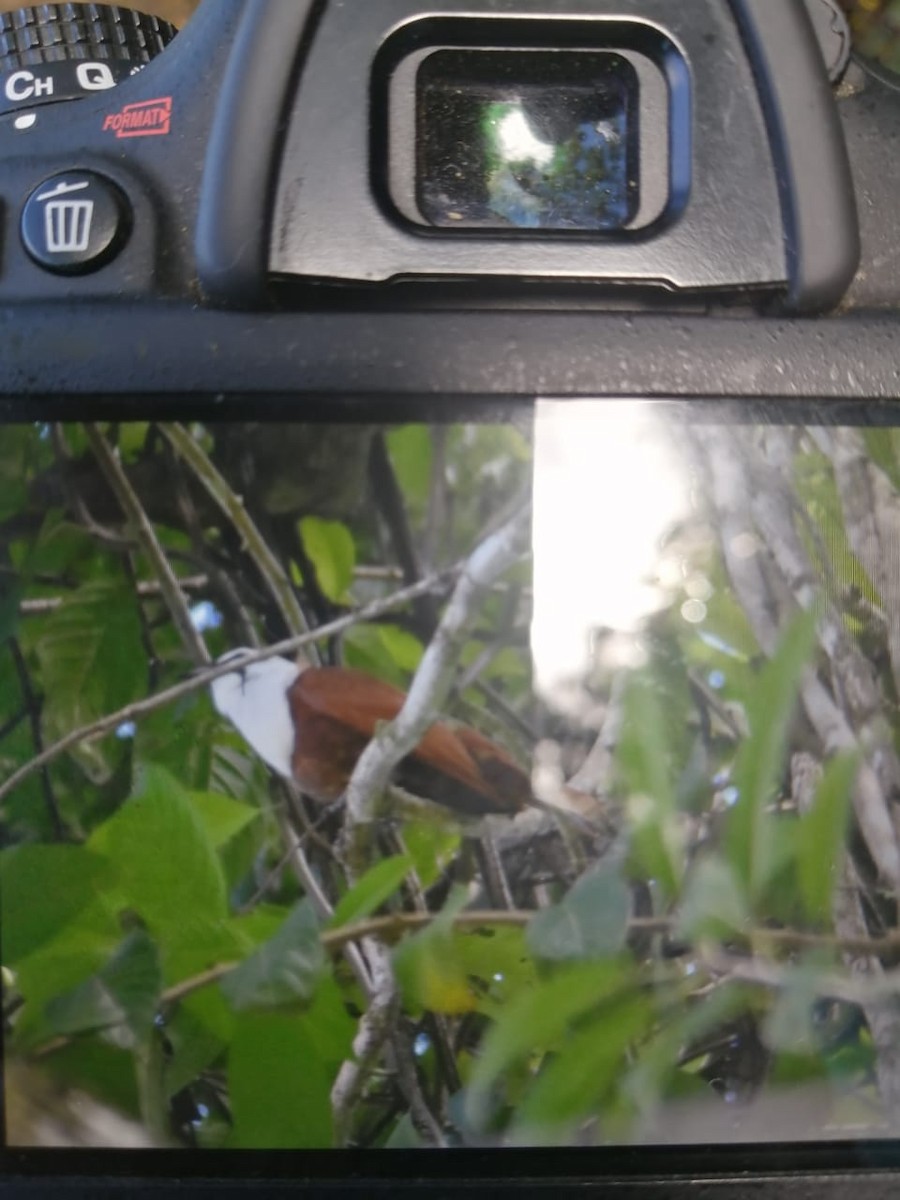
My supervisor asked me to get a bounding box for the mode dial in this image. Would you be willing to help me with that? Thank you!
[0,4,176,117]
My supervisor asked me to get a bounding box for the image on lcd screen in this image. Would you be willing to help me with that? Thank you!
[416,50,639,231]
[2,407,900,1150]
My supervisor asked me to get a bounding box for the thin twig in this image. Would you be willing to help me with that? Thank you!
[331,937,398,1145]
[8,638,64,840]
[19,577,211,615]
[0,568,457,804]
[159,423,312,645]
[162,962,237,1007]
[0,709,28,742]
[388,1022,447,1146]
[322,908,537,950]
[701,949,900,1008]
[368,432,439,638]
[167,447,261,650]
[85,425,209,666]
[273,804,375,1002]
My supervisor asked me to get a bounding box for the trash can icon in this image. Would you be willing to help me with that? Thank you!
[35,180,95,255]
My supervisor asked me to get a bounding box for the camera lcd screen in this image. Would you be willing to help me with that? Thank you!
[3,404,900,1156]
[416,50,640,230]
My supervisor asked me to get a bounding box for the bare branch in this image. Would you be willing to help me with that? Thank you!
[159,423,313,646]
[8,638,64,840]
[84,425,210,666]
[341,503,532,867]
[0,568,457,805]
[701,948,900,1011]
[273,802,374,1002]
[693,424,900,892]
[19,577,212,616]
[330,937,402,1146]
[823,428,900,700]
[330,504,529,1144]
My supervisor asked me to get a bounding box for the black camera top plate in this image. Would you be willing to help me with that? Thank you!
[0,0,894,402]
[265,0,856,311]
[0,0,862,317]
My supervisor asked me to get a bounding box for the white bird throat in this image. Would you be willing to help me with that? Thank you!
[209,652,300,779]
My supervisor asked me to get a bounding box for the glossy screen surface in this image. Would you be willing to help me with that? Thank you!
[416,50,639,230]
[2,404,900,1154]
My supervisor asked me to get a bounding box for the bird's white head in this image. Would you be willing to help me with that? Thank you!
[209,650,300,779]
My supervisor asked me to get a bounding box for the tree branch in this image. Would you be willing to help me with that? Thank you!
[341,503,532,870]
[0,569,457,805]
[694,425,900,891]
[84,425,210,667]
[8,638,64,841]
[329,502,528,1145]
[19,577,212,616]
[159,423,313,647]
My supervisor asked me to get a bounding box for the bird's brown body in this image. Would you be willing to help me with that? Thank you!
[287,666,532,817]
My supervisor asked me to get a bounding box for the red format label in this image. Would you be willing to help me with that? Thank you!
[102,96,172,138]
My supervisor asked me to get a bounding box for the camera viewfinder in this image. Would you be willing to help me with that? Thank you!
[416,49,640,232]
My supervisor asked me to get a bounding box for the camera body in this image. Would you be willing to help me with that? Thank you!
[0,0,897,405]
[4,5,900,1196]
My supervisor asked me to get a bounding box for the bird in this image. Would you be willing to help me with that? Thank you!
[208,649,535,819]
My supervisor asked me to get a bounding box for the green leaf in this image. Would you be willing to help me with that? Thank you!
[301,972,357,1064]
[726,610,818,902]
[162,995,233,1100]
[329,854,413,928]
[31,580,145,749]
[376,624,424,672]
[863,429,900,493]
[463,959,632,1131]
[798,753,858,925]
[401,822,460,890]
[453,925,536,1006]
[527,866,630,962]
[10,942,126,1052]
[677,854,752,942]
[299,516,355,603]
[343,623,423,689]
[188,790,259,850]
[227,1011,334,1148]
[393,888,478,1016]
[44,930,162,1048]
[228,905,292,950]
[618,673,684,900]
[0,844,117,965]
[225,976,351,1150]
[117,422,150,463]
[19,512,93,582]
[91,764,230,964]
[221,900,324,1011]
[763,964,829,1054]
[386,426,433,511]
[513,992,655,1134]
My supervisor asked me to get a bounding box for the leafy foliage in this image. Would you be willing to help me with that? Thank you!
[2,415,898,1151]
